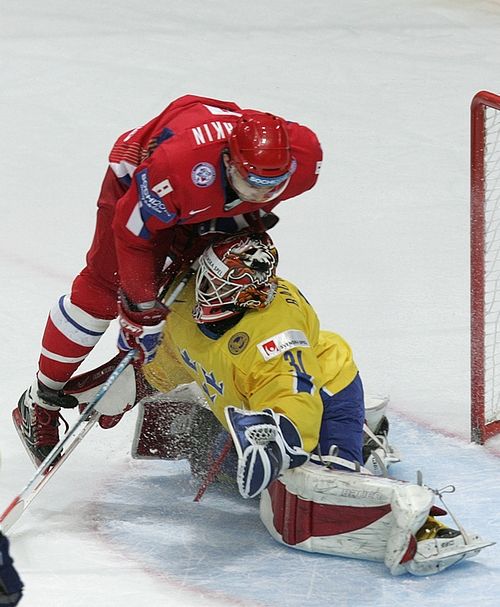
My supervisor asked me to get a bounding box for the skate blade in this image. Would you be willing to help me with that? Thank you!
[405,534,495,576]
[415,534,495,564]
[445,537,495,556]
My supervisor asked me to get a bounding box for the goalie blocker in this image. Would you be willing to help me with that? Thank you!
[260,462,493,576]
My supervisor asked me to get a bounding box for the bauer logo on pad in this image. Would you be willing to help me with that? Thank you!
[257,330,310,361]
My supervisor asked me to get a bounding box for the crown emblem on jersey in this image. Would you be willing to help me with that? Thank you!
[228,332,250,355]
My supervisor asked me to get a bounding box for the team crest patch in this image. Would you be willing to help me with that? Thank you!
[257,330,310,361]
[191,162,216,187]
[228,332,249,355]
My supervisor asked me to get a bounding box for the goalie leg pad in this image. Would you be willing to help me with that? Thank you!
[364,394,390,433]
[384,484,433,574]
[131,382,217,461]
[362,395,401,475]
[261,463,413,561]
[65,354,137,417]
[260,463,493,575]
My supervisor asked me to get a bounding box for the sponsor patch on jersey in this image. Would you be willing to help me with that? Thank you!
[257,330,310,361]
[228,332,249,355]
[135,169,176,224]
[191,162,216,187]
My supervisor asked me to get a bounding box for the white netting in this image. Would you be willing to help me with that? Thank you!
[246,424,276,445]
[482,106,500,424]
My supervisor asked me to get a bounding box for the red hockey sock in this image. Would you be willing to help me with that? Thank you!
[38,295,111,390]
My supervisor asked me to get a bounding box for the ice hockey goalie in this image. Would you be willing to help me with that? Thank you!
[129,385,493,577]
[64,358,492,578]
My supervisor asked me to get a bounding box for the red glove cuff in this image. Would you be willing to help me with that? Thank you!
[118,290,169,326]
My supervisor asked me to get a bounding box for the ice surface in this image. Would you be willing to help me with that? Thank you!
[95,415,500,607]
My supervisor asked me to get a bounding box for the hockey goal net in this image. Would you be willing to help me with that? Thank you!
[471,90,500,443]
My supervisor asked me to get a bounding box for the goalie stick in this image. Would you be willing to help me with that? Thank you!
[0,265,198,534]
[193,434,234,502]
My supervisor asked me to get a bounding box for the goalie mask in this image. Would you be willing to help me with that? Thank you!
[193,233,279,323]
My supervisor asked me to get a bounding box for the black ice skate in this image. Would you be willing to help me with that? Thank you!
[13,382,77,467]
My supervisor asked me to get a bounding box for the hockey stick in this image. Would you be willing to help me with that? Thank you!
[0,352,135,533]
[0,264,198,533]
[193,434,234,502]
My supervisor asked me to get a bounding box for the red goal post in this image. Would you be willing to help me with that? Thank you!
[471,90,500,443]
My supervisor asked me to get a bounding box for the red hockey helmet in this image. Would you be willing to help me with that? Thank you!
[193,233,279,323]
[226,111,292,203]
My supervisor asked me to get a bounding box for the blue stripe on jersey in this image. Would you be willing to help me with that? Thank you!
[202,369,224,395]
[157,127,174,143]
[284,350,314,394]
[138,222,151,240]
[180,348,197,371]
[58,296,105,337]
[119,174,132,188]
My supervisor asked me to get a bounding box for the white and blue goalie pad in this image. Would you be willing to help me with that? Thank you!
[225,406,309,499]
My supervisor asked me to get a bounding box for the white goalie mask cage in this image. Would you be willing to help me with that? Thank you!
[193,233,279,323]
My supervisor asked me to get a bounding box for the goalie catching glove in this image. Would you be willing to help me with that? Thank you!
[117,290,168,365]
[225,406,309,499]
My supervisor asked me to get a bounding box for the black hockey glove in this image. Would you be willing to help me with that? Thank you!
[0,533,23,606]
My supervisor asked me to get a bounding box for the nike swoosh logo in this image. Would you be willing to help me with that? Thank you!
[189,205,211,215]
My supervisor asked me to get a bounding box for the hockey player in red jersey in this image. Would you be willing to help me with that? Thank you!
[14,94,322,466]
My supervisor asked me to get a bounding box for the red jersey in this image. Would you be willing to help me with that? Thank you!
[108,95,322,302]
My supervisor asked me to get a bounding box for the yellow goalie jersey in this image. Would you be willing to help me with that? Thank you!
[144,278,358,452]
